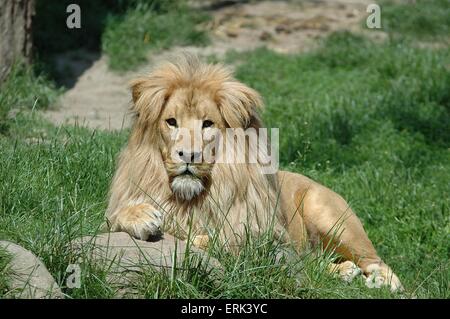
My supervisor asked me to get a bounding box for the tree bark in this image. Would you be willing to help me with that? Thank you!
[0,0,35,83]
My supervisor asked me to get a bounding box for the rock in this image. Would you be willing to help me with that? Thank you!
[295,16,331,31]
[225,26,240,38]
[275,24,292,34]
[259,31,274,41]
[70,232,222,296]
[72,232,222,271]
[225,30,239,38]
[0,241,64,299]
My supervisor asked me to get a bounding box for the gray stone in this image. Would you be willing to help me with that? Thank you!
[0,241,64,299]
[70,232,222,296]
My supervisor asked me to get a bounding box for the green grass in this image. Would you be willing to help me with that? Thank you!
[224,32,449,297]
[381,0,450,40]
[228,32,450,166]
[0,62,61,134]
[0,248,12,298]
[0,30,448,298]
[102,1,209,71]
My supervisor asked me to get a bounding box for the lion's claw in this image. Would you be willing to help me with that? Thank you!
[112,203,163,241]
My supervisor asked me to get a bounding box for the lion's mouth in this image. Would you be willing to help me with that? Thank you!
[175,164,199,178]
[166,163,211,201]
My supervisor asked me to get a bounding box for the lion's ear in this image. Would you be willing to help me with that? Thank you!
[130,77,149,105]
[218,80,263,128]
[129,76,168,124]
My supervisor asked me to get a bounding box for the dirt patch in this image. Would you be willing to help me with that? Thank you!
[43,0,381,131]
[202,0,377,54]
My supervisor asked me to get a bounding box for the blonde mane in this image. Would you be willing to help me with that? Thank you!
[106,55,287,248]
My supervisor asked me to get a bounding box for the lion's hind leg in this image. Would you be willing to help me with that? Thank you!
[301,188,403,292]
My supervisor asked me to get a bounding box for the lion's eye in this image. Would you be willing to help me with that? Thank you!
[166,118,177,127]
[202,120,214,128]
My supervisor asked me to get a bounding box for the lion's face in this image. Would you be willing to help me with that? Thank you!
[129,55,263,202]
[159,88,226,201]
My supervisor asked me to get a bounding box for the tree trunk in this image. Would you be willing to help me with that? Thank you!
[0,0,35,83]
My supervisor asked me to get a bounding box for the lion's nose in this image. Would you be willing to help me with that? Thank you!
[177,150,202,163]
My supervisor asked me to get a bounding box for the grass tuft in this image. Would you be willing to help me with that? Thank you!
[0,248,12,298]
[381,0,450,40]
[0,62,61,134]
[102,1,209,71]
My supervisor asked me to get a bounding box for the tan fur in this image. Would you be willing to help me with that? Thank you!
[278,171,403,291]
[105,55,402,291]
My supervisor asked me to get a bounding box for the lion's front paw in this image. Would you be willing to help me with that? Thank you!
[112,203,163,241]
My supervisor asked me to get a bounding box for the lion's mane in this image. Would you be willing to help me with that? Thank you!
[106,54,286,248]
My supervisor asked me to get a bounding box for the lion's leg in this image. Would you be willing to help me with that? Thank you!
[302,194,403,292]
[107,202,163,241]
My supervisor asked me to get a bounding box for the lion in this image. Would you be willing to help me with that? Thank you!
[105,54,403,292]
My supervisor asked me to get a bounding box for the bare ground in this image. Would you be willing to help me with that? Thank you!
[43,0,380,131]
